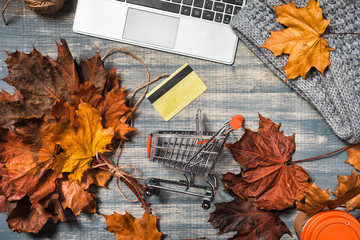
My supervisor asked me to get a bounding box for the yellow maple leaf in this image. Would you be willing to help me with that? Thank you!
[261,0,334,81]
[51,102,113,182]
[103,211,162,240]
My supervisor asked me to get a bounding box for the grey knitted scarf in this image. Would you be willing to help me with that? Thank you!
[231,0,360,144]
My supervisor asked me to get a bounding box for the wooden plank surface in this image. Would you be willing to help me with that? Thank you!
[0,1,356,239]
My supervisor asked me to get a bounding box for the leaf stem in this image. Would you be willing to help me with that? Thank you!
[288,145,353,165]
[182,238,207,240]
[1,0,11,26]
[323,32,360,36]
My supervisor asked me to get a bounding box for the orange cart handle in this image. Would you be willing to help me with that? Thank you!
[147,134,152,158]
[229,115,244,130]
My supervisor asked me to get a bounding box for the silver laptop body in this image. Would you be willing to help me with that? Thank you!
[73,0,246,64]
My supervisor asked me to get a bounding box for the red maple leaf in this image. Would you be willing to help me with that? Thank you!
[224,114,310,210]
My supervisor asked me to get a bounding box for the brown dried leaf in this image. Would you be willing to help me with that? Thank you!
[72,81,104,110]
[0,89,23,103]
[0,117,56,202]
[104,211,162,240]
[297,171,360,215]
[224,114,310,210]
[296,182,331,215]
[81,169,112,189]
[77,53,119,93]
[58,179,95,215]
[0,39,80,128]
[0,117,66,233]
[17,199,62,234]
[345,144,360,171]
[331,172,360,211]
[0,96,43,128]
[58,81,135,139]
[53,38,80,95]
[209,197,291,240]
[100,87,136,139]
[51,99,77,126]
[346,195,360,211]
[7,195,64,234]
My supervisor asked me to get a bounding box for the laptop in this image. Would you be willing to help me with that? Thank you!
[73,0,246,65]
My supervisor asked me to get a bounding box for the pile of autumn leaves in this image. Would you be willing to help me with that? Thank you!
[209,115,360,239]
[0,39,136,233]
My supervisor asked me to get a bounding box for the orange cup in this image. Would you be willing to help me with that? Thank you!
[301,210,360,240]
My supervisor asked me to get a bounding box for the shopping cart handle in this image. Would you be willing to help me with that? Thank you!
[147,134,152,158]
[229,115,244,130]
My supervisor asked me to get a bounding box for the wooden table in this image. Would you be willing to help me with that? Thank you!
[0,1,356,239]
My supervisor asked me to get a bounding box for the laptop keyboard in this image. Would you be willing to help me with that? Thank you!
[118,0,246,24]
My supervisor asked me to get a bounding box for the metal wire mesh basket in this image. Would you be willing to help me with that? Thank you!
[145,110,243,209]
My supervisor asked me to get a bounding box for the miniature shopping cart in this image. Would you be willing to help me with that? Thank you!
[145,110,243,209]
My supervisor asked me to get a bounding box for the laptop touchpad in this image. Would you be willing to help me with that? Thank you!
[123,8,179,49]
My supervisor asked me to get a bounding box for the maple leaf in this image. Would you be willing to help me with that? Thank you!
[80,169,112,189]
[53,81,135,139]
[0,117,56,203]
[77,52,120,93]
[0,89,23,103]
[297,171,360,215]
[209,197,291,240]
[224,114,310,210]
[0,117,66,233]
[99,87,136,139]
[49,38,80,98]
[103,211,162,240]
[261,0,334,81]
[7,193,65,234]
[295,182,330,215]
[72,81,104,111]
[72,81,136,139]
[345,144,360,171]
[58,179,96,215]
[51,98,78,126]
[0,39,80,128]
[51,102,114,182]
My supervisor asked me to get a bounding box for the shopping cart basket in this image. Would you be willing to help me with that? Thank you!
[145,110,243,209]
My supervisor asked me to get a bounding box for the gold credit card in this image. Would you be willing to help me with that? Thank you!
[146,63,207,121]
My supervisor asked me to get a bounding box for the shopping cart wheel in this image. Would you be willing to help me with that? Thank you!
[145,187,160,198]
[202,200,211,210]
[145,188,154,198]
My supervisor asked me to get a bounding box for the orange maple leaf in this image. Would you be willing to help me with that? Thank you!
[261,0,334,81]
[103,211,162,240]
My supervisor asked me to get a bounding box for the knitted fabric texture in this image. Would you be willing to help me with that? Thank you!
[231,0,360,144]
